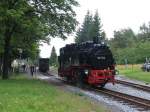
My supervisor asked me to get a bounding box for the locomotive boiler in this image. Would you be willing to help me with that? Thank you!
[58,41,116,88]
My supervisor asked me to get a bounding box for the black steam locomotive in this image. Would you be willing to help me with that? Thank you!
[58,41,116,87]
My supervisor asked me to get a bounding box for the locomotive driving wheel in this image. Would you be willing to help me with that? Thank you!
[99,80,108,88]
[76,70,84,88]
[100,83,106,88]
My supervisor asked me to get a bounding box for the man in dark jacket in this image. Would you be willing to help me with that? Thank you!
[30,65,35,77]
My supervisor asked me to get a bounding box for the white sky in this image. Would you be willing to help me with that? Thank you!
[40,0,150,58]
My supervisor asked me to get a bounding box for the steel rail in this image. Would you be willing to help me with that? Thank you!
[43,72,150,110]
[116,80,150,92]
[93,88,150,110]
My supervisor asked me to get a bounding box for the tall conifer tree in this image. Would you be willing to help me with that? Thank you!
[75,10,105,43]
[49,46,57,66]
[75,11,93,43]
[91,10,105,43]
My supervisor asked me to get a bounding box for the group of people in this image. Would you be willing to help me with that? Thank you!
[21,64,37,77]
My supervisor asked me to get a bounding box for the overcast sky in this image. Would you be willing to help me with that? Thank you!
[40,0,150,58]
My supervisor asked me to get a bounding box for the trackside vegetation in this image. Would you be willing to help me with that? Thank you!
[109,27,150,65]
[117,65,150,83]
[0,75,107,112]
[0,0,79,79]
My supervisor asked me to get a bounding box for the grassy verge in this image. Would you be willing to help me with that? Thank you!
[117,64,150,83]
[0,74,107,112]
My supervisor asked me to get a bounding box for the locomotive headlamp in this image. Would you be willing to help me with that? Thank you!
[115,70,119,75]
[101,42,105,45]
[84,69,89,75]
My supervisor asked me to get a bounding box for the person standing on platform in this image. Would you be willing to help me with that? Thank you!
[30,65,35,77]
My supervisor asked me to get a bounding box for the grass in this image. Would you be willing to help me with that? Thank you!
[0,74,107,112]
[117,64,150,83]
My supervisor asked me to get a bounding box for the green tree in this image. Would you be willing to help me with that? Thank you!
[115,42,150,64]
[109,27,150,64]
[0,0,78,79]
[90,10,104,43]
[0,0,47,79]
[109,28,137,64]
[75,11,93,43]
[49,46,57,66]
[75,10,104,43]
[138,22,150,41]
[110,28,136,49]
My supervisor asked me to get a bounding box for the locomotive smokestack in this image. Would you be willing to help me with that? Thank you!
[93,36,99,44]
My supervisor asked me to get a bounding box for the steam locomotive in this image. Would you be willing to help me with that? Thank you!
[58,41,116,88]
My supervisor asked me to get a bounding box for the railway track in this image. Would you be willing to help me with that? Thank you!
[57,77,150,110]
[43,73,150,111]
[116,80,150,92]
[93,88,150,111]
